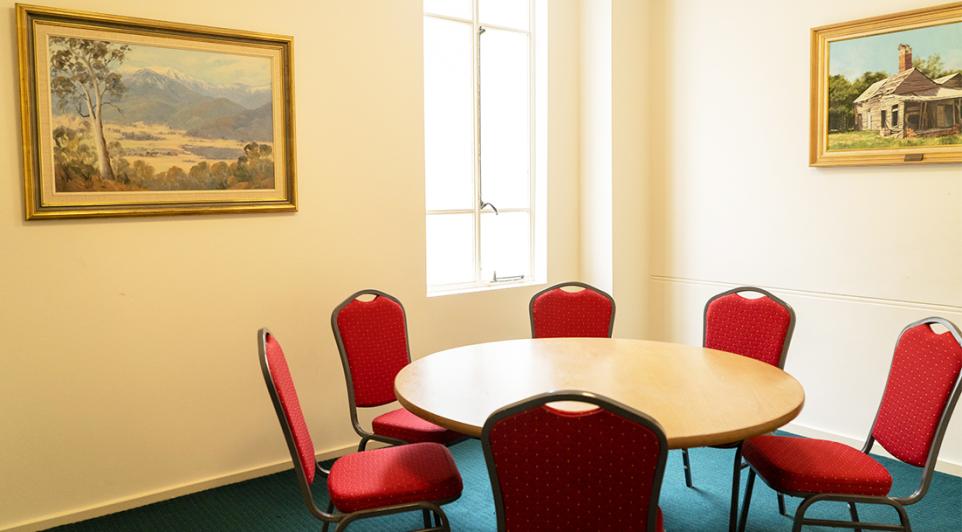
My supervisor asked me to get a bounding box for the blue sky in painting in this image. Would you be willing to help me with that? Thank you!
[829,21,962,80]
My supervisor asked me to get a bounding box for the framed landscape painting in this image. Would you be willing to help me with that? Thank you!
[811,2,962,166]
[17,4,296,219]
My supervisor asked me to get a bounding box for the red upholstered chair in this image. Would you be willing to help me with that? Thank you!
[482,390,668,532]
[681,286,796,532]
[738,317,962,532]
[529,281,616,338]
[702,286,795,369]
[332,289,465,451]
[258,328,463,531]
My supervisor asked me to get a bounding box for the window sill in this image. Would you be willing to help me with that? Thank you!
[427,279,546,298]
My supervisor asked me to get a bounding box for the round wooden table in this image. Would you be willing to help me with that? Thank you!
[395,337,804,449]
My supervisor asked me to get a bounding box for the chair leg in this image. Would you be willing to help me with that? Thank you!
[682,448,694,488]
[422,509,431,528]
[729,443,743,532]
[322,501,334,532]
[791,496,816,532]
[894,503,912,532]
[789,493,912,532]
[431,507,452,532]
[737,469,756,532]
[777,493,787,516]
[849,502,861,532]
[356,437,370,452]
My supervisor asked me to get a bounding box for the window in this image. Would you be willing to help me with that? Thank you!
[880,109,887,128]
[423,0,545,295]
[891,106,899,128]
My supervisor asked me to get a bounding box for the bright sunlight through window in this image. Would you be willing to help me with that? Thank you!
[424,0,546,295]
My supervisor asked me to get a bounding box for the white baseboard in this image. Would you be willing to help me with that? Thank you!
[784,422,962,478]
[1,444,357,532]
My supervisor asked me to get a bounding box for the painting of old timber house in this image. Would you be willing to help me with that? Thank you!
[853,44,962,139]
[820,15,962,156]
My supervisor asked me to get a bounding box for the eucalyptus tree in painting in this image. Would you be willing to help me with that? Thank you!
[49,37,130,181]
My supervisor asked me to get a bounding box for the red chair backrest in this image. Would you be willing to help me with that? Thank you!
[872,320,962,467]
[483,392,666,532]
[259,330,317,484]
[530,282,615,338]
[332,291,411,407]
[704,288,794,368]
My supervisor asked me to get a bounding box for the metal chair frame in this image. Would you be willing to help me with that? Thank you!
[681,286,796,532]
[481,390,668,532]
[737,317,962,532]
[259,328,456,532]
[528,281,617,338]
[331,289,413,451]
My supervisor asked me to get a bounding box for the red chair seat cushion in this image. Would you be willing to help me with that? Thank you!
[372,408,466,445]
[327,442,463,513]
[743,435,893,496]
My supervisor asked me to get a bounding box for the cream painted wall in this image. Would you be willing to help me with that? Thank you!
[0,1,582,529]
[649,0,962,470]
[611,0,651,339]
[578,0,613,295]
[578,0,651,339]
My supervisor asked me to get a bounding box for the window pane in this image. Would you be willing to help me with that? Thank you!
[480,29,530,210]
[480,0,529,30]
[424,0,472,19]
[424,17,475,211]
[480,212,530,280]
[427,214,476,286]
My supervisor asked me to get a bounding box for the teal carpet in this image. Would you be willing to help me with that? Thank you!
[54,436,961,531]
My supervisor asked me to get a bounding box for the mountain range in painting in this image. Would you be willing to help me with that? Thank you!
[56,67,274,142]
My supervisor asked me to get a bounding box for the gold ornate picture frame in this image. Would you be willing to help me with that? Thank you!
[17,4,297,219]
[810,2,962,167]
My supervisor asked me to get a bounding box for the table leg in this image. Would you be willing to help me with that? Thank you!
[729,442,743,532]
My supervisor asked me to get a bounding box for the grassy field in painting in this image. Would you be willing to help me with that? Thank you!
[55,116,263,171]
[828,130,962,150]
[52,116,275,192]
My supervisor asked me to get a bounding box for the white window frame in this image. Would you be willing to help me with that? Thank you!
[424,0,545,296]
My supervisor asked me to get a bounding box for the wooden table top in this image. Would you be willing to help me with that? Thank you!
[395,338,804,449]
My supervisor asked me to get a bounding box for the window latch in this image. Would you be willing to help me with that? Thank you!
[480,200,499,215]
